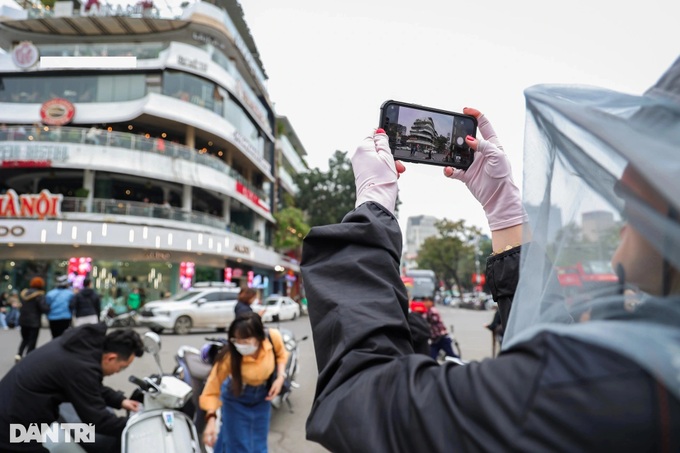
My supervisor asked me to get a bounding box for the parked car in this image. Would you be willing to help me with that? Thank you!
[252,295,300,322]
[137,284,240,334]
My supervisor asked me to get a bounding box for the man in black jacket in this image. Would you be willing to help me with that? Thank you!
[0,323,144,452]
[71,278,102,326]
[301,97,680,450]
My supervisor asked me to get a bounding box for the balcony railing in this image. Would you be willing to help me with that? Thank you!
[0,125,267,200]
[61,197,261,242]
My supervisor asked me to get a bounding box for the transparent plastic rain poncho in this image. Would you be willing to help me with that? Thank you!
[503,56,680,400]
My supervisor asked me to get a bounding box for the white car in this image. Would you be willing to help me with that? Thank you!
[253,295,300,322]
[137,285,240,334]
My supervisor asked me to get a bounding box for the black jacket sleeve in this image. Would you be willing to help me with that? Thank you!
[301,203,543,452]
[65,364,128,436]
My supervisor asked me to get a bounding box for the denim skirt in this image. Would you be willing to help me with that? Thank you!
[214,377,271,453]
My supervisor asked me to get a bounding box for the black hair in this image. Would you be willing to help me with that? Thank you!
[103,329,144,360]
[216,312,265,396]
[83,278,91,287]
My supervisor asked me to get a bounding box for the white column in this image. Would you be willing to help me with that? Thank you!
[182,184,192,212]
[254,217,266,244]
[83,169,95,212]
[223,198,231,224]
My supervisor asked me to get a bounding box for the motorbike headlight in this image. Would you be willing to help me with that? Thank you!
[282,333,291,343]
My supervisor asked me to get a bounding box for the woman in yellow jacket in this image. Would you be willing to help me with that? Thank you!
[200,311,288,452]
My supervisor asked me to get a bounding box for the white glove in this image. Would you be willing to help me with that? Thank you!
[352,129,401,214]
[445,110,527,231]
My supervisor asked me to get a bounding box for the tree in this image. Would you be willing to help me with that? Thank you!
[274,207,310,253]
[416,219,482,298]
[294,149,402,227]
[293,150,356,226]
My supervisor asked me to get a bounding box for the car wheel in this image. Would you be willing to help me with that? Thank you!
[150,327,164,334]
[174,316,192,335]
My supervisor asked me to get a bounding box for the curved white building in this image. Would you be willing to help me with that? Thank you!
[0,0,305,303]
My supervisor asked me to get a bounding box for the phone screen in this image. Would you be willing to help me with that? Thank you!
[380,101,477,170]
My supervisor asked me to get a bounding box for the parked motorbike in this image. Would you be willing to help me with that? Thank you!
[174,325,308,432]
[271,327,308,412]
[101,303,138,328]
[46,332,200,453]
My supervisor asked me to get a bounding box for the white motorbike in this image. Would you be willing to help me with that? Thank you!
[47,332,200,453]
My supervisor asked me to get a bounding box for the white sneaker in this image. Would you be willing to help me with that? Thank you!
[14,354,21,363]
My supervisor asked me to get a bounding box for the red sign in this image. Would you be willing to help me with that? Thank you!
[0,189,62,219]
[472,273,486,286]
[235,182,270,212]
[1,160,52,168]
[40,98,75,126]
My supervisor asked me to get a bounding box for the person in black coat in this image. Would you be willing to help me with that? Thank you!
[71,277,102,326]
[301,116,680,451]
[0,323,144,453]
[234,287,264,318]
[16,277,49,361]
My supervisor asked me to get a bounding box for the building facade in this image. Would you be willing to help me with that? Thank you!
[0,0,305,305]
[403,214,439,270]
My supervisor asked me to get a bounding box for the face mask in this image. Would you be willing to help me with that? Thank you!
[233,342,258,356]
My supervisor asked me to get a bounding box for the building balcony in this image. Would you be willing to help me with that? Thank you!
[0,125,266,200]
[61,197,261,242]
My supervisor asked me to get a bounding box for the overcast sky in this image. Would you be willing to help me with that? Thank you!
[237,0,679,237]
[3,0,678,237]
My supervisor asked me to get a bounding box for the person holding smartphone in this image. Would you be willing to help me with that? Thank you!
[301,57,680,451]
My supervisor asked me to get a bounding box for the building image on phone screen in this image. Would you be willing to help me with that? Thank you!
[383,103,475,169]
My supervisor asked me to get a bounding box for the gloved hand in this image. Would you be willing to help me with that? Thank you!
[444,108,527,231]
[352,129,406,214]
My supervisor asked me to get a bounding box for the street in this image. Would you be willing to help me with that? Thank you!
[0,307,496,453]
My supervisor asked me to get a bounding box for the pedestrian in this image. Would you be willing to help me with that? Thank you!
[421,296,459,359]
[70,277,101,326]
[0,325,144,453]
[16,277,48,362]
[85,125,100,145]
[299,55,680,452]
[126,287,141,312]
[234,287,259,317]
[200,312,288,452]
[0,291,8,330]
[5,290,21,329]
[45,275,74,338]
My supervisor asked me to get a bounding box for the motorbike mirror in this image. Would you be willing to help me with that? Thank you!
[143,332,165,374]
[143,331,161,355]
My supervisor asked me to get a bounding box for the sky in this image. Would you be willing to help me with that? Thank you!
[235,0,680,237]
[2,0,678,238]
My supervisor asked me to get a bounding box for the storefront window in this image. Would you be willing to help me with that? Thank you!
[0,74,146,103]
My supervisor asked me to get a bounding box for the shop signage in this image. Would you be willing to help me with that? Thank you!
[40,98,76,126]
[0,226,26,237]
[0,189,63,220]
[232,131,270,172]
[235,182,270,213]
[235,80,269,130]
[12,41,39,69]
[192,32,226,50]
[233,244,250,254]
[177,55,208,72]
[0,143,69,163]
[144,251,171,260]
